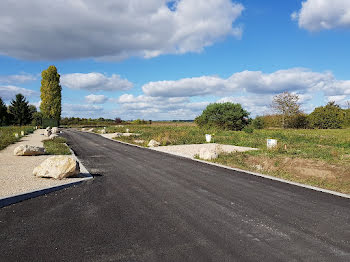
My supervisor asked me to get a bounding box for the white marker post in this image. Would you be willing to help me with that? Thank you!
[267,139,277,149]
[205,134,212,143]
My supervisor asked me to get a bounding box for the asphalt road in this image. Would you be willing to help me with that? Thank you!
[0,129,349,261]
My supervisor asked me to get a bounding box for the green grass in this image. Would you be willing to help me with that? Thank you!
[43,137,71,155]
[105,125,350,163]
[0,126,35,150]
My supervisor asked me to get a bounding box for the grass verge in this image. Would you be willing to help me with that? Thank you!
[0,126,35,150]
[43,137,71,155]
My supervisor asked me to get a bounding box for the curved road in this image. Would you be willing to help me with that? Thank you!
[0,129,349,261]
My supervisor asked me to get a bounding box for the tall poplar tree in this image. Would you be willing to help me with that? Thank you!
[40,65,62,121]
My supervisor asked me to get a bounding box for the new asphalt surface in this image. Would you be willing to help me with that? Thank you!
[0,129,349,261]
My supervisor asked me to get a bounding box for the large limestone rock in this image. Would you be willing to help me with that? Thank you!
[14,145,46,156]
[148,139,160,147]
[44,129,52,137]
[33,156,80,180]
[51,127,59,134]
[46,126,51,131]
[99,129,106,134]
[49,134,59,140]
[199,147,218,160]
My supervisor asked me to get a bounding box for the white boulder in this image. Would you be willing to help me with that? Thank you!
[49,134,59,140]
[33,156,80,180]
[199,147,218,160]
[44,129,52,137]
[14,145,46,156]
[51,127,59,134]
[148,139,160,147]
[46,126,51,131]
[99,129,106,134]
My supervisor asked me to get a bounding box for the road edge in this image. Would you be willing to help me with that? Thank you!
[97,133,350,199]
[0,145,93,208]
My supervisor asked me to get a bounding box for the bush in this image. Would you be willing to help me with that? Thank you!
[308,102,345,129]
[287,113,310,129]
[243,125,254,134]
[132,119,147,125]
[252,116,265,129]
[195,102,250,131]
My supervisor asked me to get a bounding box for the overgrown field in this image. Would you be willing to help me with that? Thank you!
[101,124,350,193]
[0,126,35,150]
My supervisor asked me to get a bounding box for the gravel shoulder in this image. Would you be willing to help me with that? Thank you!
[0,129,90,199]
[151,143,258,158]
[99,132,258,158]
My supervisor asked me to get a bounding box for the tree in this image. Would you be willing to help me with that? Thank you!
[32,112,43,126]
[40,65,62,121]
[271,92,301,128]
[8,94,31,125]
[308,102,345,129]
[0,97,9,126]
[195,102,250,130]
[251,116,265,129]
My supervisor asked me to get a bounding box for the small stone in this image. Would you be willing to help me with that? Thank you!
[100,129,106,134]
[134,139,145,144]
[148,139,160,147]
[33,156,80,180]
[14,145,46,156]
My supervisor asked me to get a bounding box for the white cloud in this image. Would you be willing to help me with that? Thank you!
[292,0,350,31]
[0,85,38,100]
[0,73,37,84]
[142,68,348,97]
[0,0,244,60]
[115,94,209,120]
[61,73,133,91]
[62,103,104,118]
[85,94,108,104]
[142,76,229,97]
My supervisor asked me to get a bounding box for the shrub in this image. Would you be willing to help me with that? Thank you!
[132,119,147,125]
[308,102,345,129]
[243,125,254,133]
[252,116,265,129]
[287,113,310,129]
[195,102,250,131]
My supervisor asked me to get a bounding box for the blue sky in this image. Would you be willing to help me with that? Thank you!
[0,0,349,120]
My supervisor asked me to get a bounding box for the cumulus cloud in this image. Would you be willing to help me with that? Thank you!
[115,94,209,120]
[62,103,104,118]
[0,85,38,100]
[142,68,348,97]
[85,94,108,104]
[0,73,37,84]
[0,0,244,60]
[292,0,350,31]
[61,73,133,91]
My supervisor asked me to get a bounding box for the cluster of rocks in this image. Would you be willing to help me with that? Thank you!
[44,126,60,140]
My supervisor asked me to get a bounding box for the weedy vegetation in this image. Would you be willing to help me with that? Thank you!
[0,126,35,150]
